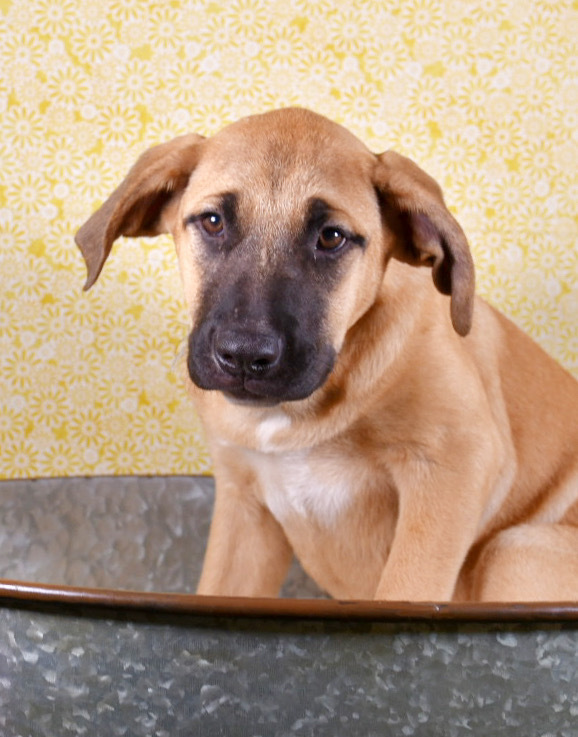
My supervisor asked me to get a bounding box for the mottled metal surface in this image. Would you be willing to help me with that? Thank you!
[1,477,577,736]
[0,607,577,736]
[0,476,323,597]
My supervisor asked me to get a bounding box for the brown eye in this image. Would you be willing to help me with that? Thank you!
[318,227,347,251]
[200,212,224,236]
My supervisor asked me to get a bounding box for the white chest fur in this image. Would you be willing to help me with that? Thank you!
[249,448,354,528]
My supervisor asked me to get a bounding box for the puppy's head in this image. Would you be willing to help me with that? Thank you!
[76,108,474,406]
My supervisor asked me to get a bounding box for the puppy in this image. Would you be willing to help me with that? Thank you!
[76,108,578,602]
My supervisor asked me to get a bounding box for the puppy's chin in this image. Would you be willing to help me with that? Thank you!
[198,377,328,407]
[223,392,283,408]
[188,358,336,408]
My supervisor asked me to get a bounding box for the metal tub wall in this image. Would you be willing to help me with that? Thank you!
[0,477,576,737]
[0,477,322,598]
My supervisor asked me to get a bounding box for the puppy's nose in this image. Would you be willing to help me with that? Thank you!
[213,329,283,377]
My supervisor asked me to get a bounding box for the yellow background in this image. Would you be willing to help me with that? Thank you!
[0,0,576,479]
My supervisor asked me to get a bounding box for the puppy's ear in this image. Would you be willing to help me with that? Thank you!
[374,150,475,336]
[75,133,205,290]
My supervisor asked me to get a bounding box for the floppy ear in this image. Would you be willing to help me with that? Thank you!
[75,133,205,290]
[374,150,475,336]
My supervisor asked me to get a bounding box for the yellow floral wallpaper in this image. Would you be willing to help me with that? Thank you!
[0,0,576,479]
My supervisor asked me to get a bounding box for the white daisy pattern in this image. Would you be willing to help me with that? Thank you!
[0,0,576,479]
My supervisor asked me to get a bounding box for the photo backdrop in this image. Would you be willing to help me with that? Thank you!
[0,0,576,479]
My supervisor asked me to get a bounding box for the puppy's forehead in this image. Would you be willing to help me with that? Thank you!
[187,109,375,212]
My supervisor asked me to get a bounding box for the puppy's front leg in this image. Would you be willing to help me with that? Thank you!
[374,454,494,602]
[197,466,293,597]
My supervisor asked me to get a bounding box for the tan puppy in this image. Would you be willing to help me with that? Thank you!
[76,108,578,602]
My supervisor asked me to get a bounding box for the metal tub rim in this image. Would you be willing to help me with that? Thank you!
[1,579,577,623]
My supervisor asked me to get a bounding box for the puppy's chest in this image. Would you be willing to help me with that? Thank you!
[248,449,358,528]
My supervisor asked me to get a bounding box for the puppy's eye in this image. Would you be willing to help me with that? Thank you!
[200,212,225,237]
[317,227,347,251]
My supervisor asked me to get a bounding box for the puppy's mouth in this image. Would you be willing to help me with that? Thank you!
[207,368,287,406]
[221,384,289,407]
[186,327,336,406]
[191,365,334,406]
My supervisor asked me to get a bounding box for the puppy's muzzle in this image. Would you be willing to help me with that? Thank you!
[212,327,283,379]
[187,316,336,405]
[187,281,337,404]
